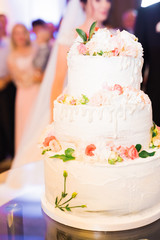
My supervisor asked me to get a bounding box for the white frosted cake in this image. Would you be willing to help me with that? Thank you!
[41,24,160,231]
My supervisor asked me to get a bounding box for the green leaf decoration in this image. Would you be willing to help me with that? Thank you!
[117,156,123,162]
[59,207,65,212]
[55,196,58,205]
[151,123,158,138]
[148,152,156,157]
[50,148,75,162]
[89,21,97,40]
[135,144,142,152]
[80,94,89,105]
[108,159,116,165]
[62,192,68,198]
[152,131,158,138]
[65,205,71,211]
[76,28,87,42]
[42,149,50,155]
[55,171,87,212]
[50,154,75,162]
[139,150,155,158]
[97,50,104,56]
[65,148,75,158]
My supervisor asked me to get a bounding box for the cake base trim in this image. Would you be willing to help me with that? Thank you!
[41,195,160,231]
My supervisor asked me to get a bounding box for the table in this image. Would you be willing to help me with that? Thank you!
[1,162,160,240]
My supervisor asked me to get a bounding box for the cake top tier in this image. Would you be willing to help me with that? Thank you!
[68,22,143,58]
[66,23,143,98]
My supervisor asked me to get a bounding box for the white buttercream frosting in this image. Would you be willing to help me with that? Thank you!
[44,152,160,215]
[67,56,143,98]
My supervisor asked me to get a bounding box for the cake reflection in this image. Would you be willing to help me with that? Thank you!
[43,212,160,240]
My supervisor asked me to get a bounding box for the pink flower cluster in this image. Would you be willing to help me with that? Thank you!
[77,43,87,55]
[43,136,62,152]
[108,144,139,160]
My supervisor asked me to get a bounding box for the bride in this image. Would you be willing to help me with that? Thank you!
[11,0,112,169]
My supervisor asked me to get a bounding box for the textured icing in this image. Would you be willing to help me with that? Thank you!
[67,56,143,98]
[53,101,152,149]
[44,152,160,215]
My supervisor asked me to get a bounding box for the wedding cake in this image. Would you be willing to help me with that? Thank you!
[41,23,160,231]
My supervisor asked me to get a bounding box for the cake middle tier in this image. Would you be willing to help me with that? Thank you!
[54,100,152,149]
[67,56,143,98]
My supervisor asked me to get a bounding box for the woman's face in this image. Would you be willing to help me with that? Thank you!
[86,0,111,23]
[13,26,28,48]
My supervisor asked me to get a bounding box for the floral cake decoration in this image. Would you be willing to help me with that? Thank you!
[68,22,143,58]
[150,123,160,148]
[56,84,150,106]
[41,132,156,165]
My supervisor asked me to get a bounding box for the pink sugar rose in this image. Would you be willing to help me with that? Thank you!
[113,84,123,95]
[77,43,87,55]
[85,144,96,156]
[116,146,127,158]
[43,136,56,147]
[126,145,139,160]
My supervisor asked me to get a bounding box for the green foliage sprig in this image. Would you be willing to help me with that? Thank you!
[135,144,155,158]
[42,149,50,155]
[79,94,89,105]
[50,148,75,162]
[55,171,87,212]
[151,123,158,138]
[76,21,97,43]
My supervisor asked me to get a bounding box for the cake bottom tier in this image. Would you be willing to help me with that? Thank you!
[43,152,160,230]
[42,195,160,231]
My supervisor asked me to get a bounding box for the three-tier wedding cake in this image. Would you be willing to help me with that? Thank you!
[41,23,160,231]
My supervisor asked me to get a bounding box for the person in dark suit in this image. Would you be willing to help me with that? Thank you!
[135,2,160,126]
[0,18,16,163]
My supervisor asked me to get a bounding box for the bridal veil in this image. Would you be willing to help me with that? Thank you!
[11,0,86,169]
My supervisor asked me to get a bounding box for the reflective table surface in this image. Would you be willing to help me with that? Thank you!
[1,190,160,239]
[1,162,160,240]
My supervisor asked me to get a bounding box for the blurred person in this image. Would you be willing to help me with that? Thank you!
[0,14,8,38]
[122,9,137,34]
[46,22,57,46]
[33,28,51,72]
[10,0,112,169]
[8,24,43,152]
[32,19,46,39]
[135,2,160,125]
[0,22,16,163]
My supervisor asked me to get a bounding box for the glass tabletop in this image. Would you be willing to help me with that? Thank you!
[0,189,160,240]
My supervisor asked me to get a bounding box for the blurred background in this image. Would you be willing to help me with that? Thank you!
[0,0,142,32]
